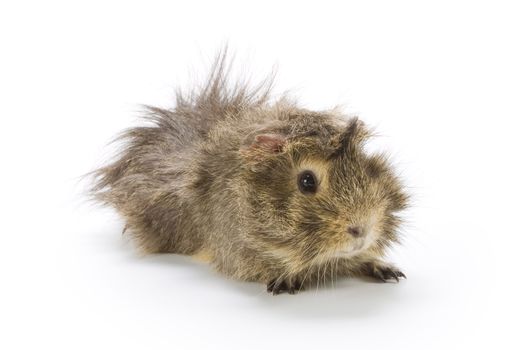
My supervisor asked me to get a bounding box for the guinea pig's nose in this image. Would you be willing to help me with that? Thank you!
[347,226,364,238]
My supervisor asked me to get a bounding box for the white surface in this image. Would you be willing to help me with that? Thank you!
[1,1,524,349]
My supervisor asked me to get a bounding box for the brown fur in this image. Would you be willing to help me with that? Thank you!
[91,52,409,294]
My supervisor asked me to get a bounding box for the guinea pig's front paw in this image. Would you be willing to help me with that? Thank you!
[266,277,302,295]
[362,261,406,283]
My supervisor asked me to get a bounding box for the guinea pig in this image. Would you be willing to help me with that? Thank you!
[91,53,409,294]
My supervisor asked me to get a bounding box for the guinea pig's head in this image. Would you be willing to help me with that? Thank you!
[240,114,408,272]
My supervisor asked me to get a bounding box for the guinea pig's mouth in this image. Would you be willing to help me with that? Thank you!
[332,228,379,258]
[353,238,367,250]
[333,239,370,258]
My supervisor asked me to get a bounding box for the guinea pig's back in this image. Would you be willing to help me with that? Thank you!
[91,53,274,254]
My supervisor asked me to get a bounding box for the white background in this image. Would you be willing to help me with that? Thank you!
[1,1,524,349]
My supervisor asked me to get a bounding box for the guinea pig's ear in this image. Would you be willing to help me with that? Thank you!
[331,118,370,158]
[240,133,286,160]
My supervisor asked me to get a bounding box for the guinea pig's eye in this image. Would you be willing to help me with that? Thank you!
[297,170,318,194]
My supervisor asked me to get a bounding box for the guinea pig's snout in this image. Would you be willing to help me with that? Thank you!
[347,225,364,238]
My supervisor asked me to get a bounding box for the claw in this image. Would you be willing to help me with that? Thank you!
[266,278,300,295]
[383,268,399,282]
[266,281,275,293]
[366,262,406,283]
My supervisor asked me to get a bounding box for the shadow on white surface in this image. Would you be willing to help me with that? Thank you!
[103,232,413,320]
